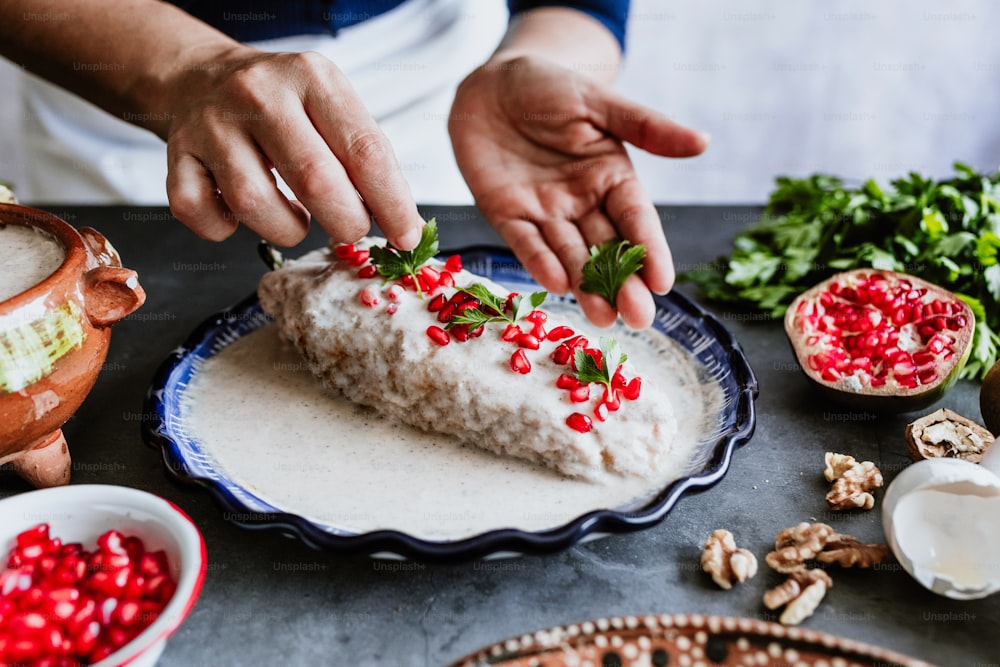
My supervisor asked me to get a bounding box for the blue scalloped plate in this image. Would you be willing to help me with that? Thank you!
[142,248,757,562]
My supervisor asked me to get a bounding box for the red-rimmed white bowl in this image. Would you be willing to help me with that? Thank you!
[0,484,206,666]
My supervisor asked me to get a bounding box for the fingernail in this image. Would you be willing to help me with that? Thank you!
[397,227,421,250]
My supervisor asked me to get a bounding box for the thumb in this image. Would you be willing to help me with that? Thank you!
[592,88,710,158]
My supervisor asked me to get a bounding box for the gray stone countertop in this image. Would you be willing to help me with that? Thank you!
[2,205,996,666]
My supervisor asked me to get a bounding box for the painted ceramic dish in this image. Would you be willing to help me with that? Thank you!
[447,613,929,667]
[143,248,757,561]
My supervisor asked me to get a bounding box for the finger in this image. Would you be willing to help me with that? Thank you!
[251,111,373,246]
[589,87,710,158]
[166,149,238,241]
[302,74,423,250]
[207,139,311,247]
[605,177,675,295]
[492,217,572,295]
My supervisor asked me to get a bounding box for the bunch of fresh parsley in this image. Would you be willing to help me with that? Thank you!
[679,162,1000,381]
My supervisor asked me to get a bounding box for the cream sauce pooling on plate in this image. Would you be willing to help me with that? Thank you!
[0,224,65,302]
[181,310,723,541]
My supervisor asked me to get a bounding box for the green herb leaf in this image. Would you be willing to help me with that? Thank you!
[573,337,627,388]
[449,284,547,329]
[677,163,1000,381]
[368,218,439,293]
[580,239,646,307]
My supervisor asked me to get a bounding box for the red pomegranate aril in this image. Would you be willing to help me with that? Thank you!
[546,326,574,341]
[501,324,521,342]
[438,271,455,288]
[530,323,547,339]
[821,367,842,382]
[418,266,440,287]
[623,377,642,400]
[359,285,380,307]
[953,314,968,329]
[566,413,593,433]
[510,350,531,374]
[611,368,626,391]
[468,324,485,339]
[451,324,471,342]
[115,600,143,627]
[333,243,357,260]
[444,255,463,273]
[437,303,457,324]
[516,333,540,350]
[569,385,590,403]
[918,368,938,385]
[503,293,518,312]
[594,403,609,422]
[386,302,399,316]
[556,373,580,390]
[347,249,370,267]
[927,335,948,354]
[16,524,50,548]
[356,265,379,279]
[603,386,621,412]
[427,294,447,312]
[525,310,547,325]
[565,335,588,349]
[550,345,572,365]
[426,325,450,346]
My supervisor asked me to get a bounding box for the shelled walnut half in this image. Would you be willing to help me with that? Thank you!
[701,529,758,589]
[905,408,995,463]
[824,453,883,510]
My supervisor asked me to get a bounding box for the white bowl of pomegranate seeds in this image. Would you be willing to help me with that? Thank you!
[0,484,206,666]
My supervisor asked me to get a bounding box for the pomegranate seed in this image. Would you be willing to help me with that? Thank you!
[427,294,447,312]
[359,285,380,307]
[451,324,471,342]
[426,326,449,346]
[525,310,547,325]
[445,255,463,273]
[569,385,590,403]
[400,274,416,290]
[546,326,575,341]
[418,266,440,288]
[819,291,834,308]
[821,367,842,382]
[469,324,485,339]
[16,524,50,548]
[510,350,531,374]
[501,325,522,342]
[556,373,581,390]
[566,413,593,433]
[550,345,572,365]
[565,335,588,349]
[437,303,457,324]
[918,324,936,340]
[890,305,910,326]
[603,386,621,412]
[356,265,378,279]
[870,376,887,387]
[927,335,948,354]
[918,368,938,385]
[503,293,519,312]
[622,377,642,400]
[594,403,609,422]
[333,243,357,260]
[115,600,143,626]
[387,285,404,301]
[347,249,370,267]
[953,314,968,329]
[530,323,547,339]
[516,333,541,350]
[439,271,455,287]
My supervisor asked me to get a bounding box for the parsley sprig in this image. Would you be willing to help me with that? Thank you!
[574,337,627,389]
[678,162,1000,380]
[580,239,646,307]
[449,284,547,329]
[368,218,439,295]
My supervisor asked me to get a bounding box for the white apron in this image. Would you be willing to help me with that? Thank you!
[21,0,507,205]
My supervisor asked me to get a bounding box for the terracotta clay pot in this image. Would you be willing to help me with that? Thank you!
[0,204,145,487]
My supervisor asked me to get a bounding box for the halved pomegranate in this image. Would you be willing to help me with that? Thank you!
[783,269,974,412]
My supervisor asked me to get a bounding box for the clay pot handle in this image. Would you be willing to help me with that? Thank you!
[83,266,147,327]
[79,226,123,268]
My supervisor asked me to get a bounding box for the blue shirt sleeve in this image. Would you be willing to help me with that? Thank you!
[507,0,630,51]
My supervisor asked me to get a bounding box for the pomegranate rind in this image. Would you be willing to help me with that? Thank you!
[783,269,974,413]
[981,360,1000,435]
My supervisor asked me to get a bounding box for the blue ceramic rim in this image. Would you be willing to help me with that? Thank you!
[142,247,758,562]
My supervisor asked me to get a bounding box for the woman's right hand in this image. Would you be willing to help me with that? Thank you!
[160,47,424,249]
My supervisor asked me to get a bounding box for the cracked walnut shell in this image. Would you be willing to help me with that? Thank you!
[815,533,891,568]
[701,529,758,589]
[824,453,883,510]
[905,408,994,463]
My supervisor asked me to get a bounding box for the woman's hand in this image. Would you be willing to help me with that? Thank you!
[449,54,708,328]
[162,47,425,249]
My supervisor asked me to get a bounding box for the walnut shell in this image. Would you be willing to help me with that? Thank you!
[904,408,994,463]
